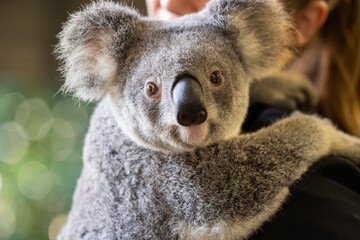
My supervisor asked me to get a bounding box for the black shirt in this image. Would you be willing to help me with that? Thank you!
[243,104,360,240]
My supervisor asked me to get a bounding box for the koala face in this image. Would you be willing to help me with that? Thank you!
[110,24,248,151]
[57,0,296,152]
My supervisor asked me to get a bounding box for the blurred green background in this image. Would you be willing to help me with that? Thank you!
[0,1,146,239]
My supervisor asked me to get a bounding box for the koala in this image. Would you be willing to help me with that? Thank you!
[56,1,360,239]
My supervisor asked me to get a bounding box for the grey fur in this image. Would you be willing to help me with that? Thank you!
[56,1,360,239]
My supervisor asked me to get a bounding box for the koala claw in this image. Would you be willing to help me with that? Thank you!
[289,110,302,116]
[335,133,360,165]
[325,123,360,165]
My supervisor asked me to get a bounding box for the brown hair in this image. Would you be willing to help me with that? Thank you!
[282,0,360,136]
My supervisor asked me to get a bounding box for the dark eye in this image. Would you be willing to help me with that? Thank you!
[210,70,223,86]
[146,82,159,97]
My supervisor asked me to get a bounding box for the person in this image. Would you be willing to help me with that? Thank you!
[145,0,360,239]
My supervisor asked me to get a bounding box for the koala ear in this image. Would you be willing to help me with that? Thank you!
[56,1,143,102]
[204,0,297,79]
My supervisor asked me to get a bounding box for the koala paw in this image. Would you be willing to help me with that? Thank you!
[329,127,360,166]
[250,71,316,112]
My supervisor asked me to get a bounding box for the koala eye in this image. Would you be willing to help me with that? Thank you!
[210,70,223,86]
[145,82,159,97]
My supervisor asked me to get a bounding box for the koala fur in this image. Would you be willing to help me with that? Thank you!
[56,1,360,239]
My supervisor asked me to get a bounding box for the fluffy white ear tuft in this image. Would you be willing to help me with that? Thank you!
[59,37,118,102]
[56,1,143,102]
[205,0,297,79]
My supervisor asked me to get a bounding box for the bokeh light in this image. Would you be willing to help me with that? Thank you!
[0,171,2,193]
[0,92,27,124]
[52,118,76,139]
[15,200,35,237]
[53,98,88,136]
[0,200,16,239]
[51,119,76,161]
[0,122,29,164]
[48,214,68,240]
[0,85,93,239]
[21,98,53,141]
[17,161,52,200]
[0,174,14,204]
[46,190,66,214]
[37,120,53,140]
[15,99,31,126]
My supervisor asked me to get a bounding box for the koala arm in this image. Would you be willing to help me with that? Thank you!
[249,71,316,112]
[172,114,360,239]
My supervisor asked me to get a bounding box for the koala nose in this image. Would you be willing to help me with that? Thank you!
[172,77,207,127]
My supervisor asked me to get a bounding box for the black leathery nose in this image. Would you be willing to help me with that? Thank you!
[195,109,207,124]
[172,77,207,127]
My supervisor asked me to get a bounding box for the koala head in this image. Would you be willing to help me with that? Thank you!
[57,0,296,152]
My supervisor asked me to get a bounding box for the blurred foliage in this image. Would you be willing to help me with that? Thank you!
[0,75,94,240]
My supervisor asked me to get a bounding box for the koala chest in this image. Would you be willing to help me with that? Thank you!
[100,151,289,240]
